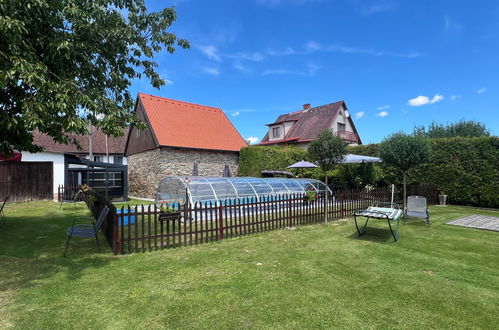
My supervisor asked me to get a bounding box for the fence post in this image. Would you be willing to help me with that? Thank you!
[218,205,224,240]
[288,196,292,227]
[113,212,119,255]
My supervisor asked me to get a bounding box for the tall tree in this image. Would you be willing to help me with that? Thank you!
[308,129,347,224]
[380,133,430,215]
[413,120,490,138]
[0,0,189,156]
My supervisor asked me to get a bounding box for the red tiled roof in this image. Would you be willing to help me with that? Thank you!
[32,126,128,154]
[138,93,247,152]
[258,137,301,145]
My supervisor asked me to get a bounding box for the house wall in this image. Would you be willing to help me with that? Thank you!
[268,124,285,141]
[22,151,65,195]
[128,147,240,199]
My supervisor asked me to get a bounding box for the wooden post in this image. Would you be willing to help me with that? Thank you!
[113,212,119,255]
[218,205,224,240]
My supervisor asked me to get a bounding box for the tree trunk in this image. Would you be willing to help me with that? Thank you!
[403,170,407,218]
[324,174,328,225]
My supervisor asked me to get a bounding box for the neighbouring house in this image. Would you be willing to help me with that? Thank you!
[21,127,128,199]
[259,101,362,148]
[125,93,248,199]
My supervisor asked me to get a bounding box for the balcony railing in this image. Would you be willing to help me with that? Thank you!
[336,131,359,142]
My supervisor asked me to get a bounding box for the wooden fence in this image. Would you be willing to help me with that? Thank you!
[0,161,53,202]
[112,186,421,254]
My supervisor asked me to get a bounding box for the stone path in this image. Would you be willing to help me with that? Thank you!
[447,214,499,232]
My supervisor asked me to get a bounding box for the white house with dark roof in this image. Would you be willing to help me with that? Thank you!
[259,101,362,148]
[21,127,128,196]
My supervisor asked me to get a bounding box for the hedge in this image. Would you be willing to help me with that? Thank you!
[239,137,499,208]
[349,137,499,208]
[239,145,309,177]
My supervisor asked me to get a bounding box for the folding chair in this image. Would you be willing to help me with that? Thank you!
[64,206,109,256]
[406,196,430,225]
[59,189,82,211]
[0,195,9,225]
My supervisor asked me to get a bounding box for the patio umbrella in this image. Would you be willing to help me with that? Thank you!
[192,162,199,176]
[223,164,233,177]
[287,160,318,169]
[339,154,381,164]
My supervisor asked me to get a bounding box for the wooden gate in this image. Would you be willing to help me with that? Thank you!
[0,162,53,202]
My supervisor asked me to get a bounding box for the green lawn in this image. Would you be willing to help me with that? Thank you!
[1,201,498,329]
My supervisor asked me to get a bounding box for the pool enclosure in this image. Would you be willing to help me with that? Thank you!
[156,176,331,206]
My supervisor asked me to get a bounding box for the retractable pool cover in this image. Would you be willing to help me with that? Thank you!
[155,176,331,205]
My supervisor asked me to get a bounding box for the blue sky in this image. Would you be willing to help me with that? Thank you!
[131,0,499,144]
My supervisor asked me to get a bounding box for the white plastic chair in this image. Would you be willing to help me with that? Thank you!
[406,196,430,225]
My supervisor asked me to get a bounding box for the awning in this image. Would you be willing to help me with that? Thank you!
[340,154,381,164]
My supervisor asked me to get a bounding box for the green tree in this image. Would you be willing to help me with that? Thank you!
[308,129,347,224]
[380,133,430,214]
[0,0,189,156]
[413,120,490,138]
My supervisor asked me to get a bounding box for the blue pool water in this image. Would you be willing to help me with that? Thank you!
[116,209,136,226]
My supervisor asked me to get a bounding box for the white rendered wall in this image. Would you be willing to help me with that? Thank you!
[22,152,65,193]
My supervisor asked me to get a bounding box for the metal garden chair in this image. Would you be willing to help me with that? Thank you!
[406,196,430,225]
[59,189,82,211]
[0,195,9,225]
[64,206,109,256]
[352,201,403,242]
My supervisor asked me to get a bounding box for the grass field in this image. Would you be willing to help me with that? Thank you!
[1,201,498,329]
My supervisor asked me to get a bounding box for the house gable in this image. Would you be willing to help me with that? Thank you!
[124,98,159,156]
[260,101,362,146]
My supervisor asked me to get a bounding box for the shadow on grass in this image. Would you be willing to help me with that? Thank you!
[347,227,397,243]
[0,202,117,296]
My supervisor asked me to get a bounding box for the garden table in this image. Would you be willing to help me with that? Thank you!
[352,202,402,242]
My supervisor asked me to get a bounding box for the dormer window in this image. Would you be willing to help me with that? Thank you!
[272,127,280,138]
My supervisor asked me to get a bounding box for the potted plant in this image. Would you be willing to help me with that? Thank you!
[438,190,447,206]
[303,188,318,205]
[158,201,181,221]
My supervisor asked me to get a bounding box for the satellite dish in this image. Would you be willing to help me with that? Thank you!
[344,110,350,118]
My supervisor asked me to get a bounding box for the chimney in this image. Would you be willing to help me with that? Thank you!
[303,103,311,110]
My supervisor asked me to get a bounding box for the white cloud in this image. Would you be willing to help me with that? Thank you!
[262,63,319,76]
[450,95,461,101]
[202,67,220,76]
[377,105,390,110]
[359,3,394,16]
[304,40,422,58]
[431,94,444,103]
[477,87,487,94]
[266,47,296,56]
[233,63,247,71]
[246,136,260,144]
[197,45,221,62]
[408,95,430,106]
[231,111,240,117]
[354,111,365,119]
[407,94,443,106]
[376,111,388,117]
[307,63,320,75]
[227,51,265,62]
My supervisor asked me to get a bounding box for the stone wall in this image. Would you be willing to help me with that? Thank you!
[128,147,240,199]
